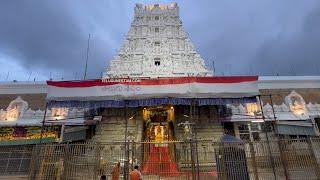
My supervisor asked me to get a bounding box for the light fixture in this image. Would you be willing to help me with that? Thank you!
[170,106,174,110]
[251,119,264,123]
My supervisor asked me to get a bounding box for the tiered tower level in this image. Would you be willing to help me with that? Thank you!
[104,3,212,78]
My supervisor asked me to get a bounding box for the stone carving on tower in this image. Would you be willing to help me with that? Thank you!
[104,3,213,78]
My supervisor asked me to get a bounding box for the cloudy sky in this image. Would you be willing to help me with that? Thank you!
[0,0,319,81]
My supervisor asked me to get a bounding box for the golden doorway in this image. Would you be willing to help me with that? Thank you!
[142,106,175,142]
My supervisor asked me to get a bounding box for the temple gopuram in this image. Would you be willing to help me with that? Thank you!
[1,3,320,179]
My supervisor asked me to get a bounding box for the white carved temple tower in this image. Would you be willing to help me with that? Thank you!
[104,3,212,78]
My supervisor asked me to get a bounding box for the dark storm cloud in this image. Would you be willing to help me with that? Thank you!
[180,0,320,75]
[0,0,319,80]
[0,1,131,79]
[251,3,320,76]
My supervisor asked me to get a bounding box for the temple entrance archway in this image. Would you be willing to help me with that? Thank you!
[142,106,175,142]
[141,105,179,175]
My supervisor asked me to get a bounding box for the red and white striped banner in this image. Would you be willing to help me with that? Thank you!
[47,76,258,100]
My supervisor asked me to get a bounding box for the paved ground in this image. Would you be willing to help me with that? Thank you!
[0,175,28,180]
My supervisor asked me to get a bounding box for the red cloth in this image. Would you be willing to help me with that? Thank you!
[142,146,179,176]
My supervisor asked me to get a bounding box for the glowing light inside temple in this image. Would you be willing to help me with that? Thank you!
[51,108,68,120]
[5,110,19,121]
[293,109,305,116]
[246,103,260,116]
[3,108,20,121]
[291,101,306,116]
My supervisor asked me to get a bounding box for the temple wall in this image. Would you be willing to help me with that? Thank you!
[91,108,144,143]
[172,106,224,141]
[0,94,46,110]
[260,88,320,105]
[0,76,319,143]
[91,106,224,143]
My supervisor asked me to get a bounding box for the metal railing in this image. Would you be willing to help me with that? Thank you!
[24,138,320,180]
[0,146,33,175]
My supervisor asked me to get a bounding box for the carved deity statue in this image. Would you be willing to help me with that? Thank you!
[5,96,28,121]
[285,90,308,117]
[155,125,164,142]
